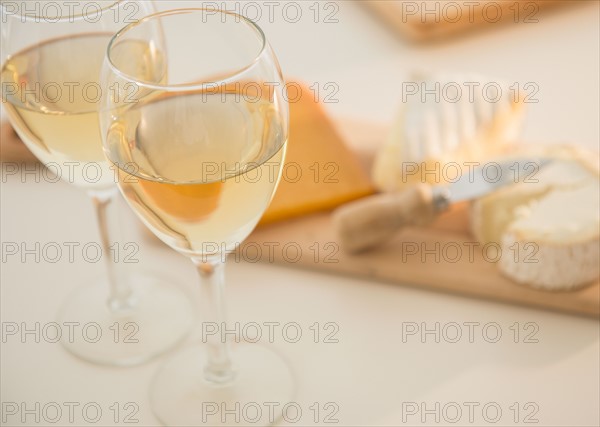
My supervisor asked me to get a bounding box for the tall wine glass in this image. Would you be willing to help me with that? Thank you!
[0,1,194,366]
[101,8,294,426]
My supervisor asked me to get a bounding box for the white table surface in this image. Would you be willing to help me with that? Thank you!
[1,1,599,426]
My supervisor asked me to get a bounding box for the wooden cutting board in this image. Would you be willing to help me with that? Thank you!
[248,119,600,318]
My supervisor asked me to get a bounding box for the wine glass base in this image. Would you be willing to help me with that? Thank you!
[57,271,195,367]
[150,343,296,426]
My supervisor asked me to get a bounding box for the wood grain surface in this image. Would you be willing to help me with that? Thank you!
[0,121,37,163]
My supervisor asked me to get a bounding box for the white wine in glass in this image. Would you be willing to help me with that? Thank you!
[101,8,294,426]
[0,1,194,366]
[2,33,116,187]
[110,93,286,255]
[1,32,165,187]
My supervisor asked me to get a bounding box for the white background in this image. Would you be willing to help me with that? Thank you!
[1,1,599,426]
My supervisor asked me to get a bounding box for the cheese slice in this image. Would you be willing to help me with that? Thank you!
[500,183,600,290]
[471,145,600,290]
[471,160,595,246]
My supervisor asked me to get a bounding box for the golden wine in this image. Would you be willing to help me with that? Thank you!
[1,33,160,189]
[106,93,287,256]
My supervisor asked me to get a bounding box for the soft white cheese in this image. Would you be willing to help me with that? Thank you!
[471,146,599,290]
[373,74,525,191]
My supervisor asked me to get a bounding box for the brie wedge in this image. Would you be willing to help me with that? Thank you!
[373,74,525,191]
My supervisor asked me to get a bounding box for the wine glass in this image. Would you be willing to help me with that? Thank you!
[0,1,194,366]
[100,8,294,426]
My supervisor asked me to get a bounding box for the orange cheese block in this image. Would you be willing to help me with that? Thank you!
[260,84,374,224]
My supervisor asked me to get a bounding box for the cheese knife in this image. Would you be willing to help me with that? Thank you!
[333,159,550,253]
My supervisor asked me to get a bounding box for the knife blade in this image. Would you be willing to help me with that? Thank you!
[333,158,551,253]
[432,157,551,207]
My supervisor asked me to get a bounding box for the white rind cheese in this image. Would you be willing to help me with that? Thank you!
[471,145,600,290]
[471,150,597,245]
[373,74,525,191]
[500,183,600,290]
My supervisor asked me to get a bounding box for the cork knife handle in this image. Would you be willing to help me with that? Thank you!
[333,184,439,253]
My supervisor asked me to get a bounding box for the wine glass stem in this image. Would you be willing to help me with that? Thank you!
[193,256,236,385]
[88,187,133,312]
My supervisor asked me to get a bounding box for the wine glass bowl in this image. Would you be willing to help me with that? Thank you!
[102,9,288,258]
[101,8,293,426]
[1,2,123,190]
